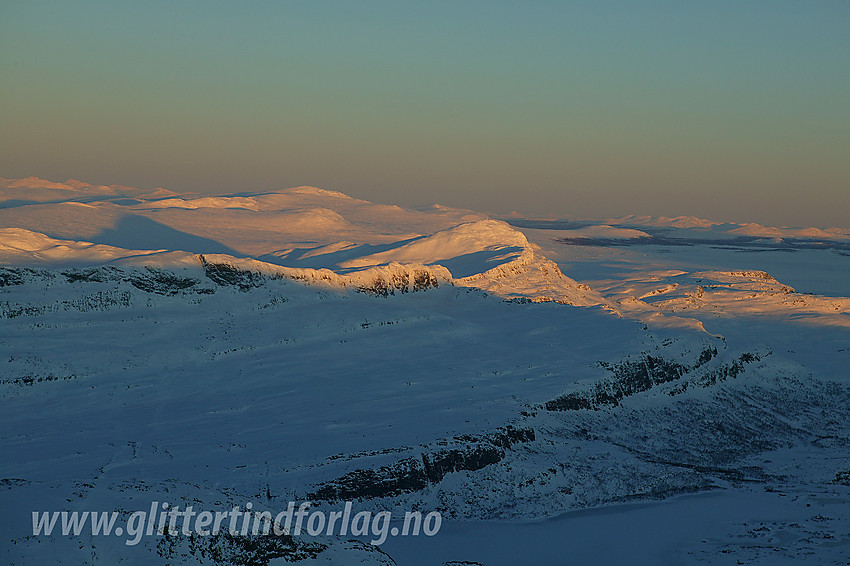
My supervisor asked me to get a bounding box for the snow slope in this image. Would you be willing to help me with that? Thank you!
[0,179,602,306]
[2,178,849,565]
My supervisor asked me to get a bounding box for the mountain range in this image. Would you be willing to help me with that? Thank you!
[1,177,849,565]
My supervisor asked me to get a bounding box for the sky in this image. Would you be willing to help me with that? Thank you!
[1,1,848,227]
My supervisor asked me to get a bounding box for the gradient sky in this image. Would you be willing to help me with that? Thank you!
[1,1,848,226]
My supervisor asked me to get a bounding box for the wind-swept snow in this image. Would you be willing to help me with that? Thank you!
[339,220,530,272]
[0,176,178,203]
[0,228,175,265]
[549,224,652,240]
[2,178,849,565]
[602,214,850,241]
[0,181,602,305]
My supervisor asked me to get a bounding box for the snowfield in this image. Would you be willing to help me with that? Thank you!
[1,178,849,565]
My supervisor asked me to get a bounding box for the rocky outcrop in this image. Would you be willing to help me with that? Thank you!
[309,426,535,501]
[199,254,450,296]
[544,347,767,411]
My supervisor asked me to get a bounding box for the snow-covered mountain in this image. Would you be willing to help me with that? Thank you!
[2,178,849,565]
[0,178,603,307]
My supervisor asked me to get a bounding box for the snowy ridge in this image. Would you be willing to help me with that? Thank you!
[455,247,605,307]
[587,268,850,329]
[511,214,850,244]
[3,262,848,564]
[0,176,178,203]
[3,177,850,565]
[605,214,850,238]
[0,227,175,265]
[0,176,606,306]
[339,220,528,270]
[198,254,451,296]
[0,226,604,304]
[551,224,652,240]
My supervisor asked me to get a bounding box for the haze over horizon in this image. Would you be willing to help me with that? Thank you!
[2,6,850,560]
[1,1,848,227]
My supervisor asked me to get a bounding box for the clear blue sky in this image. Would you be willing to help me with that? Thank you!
[1,1,848,226]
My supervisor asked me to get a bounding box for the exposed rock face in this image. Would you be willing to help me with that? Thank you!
[309,426,536,501]
[455,248,606,307]
[544,346,771,411]
[200,254,450,296]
